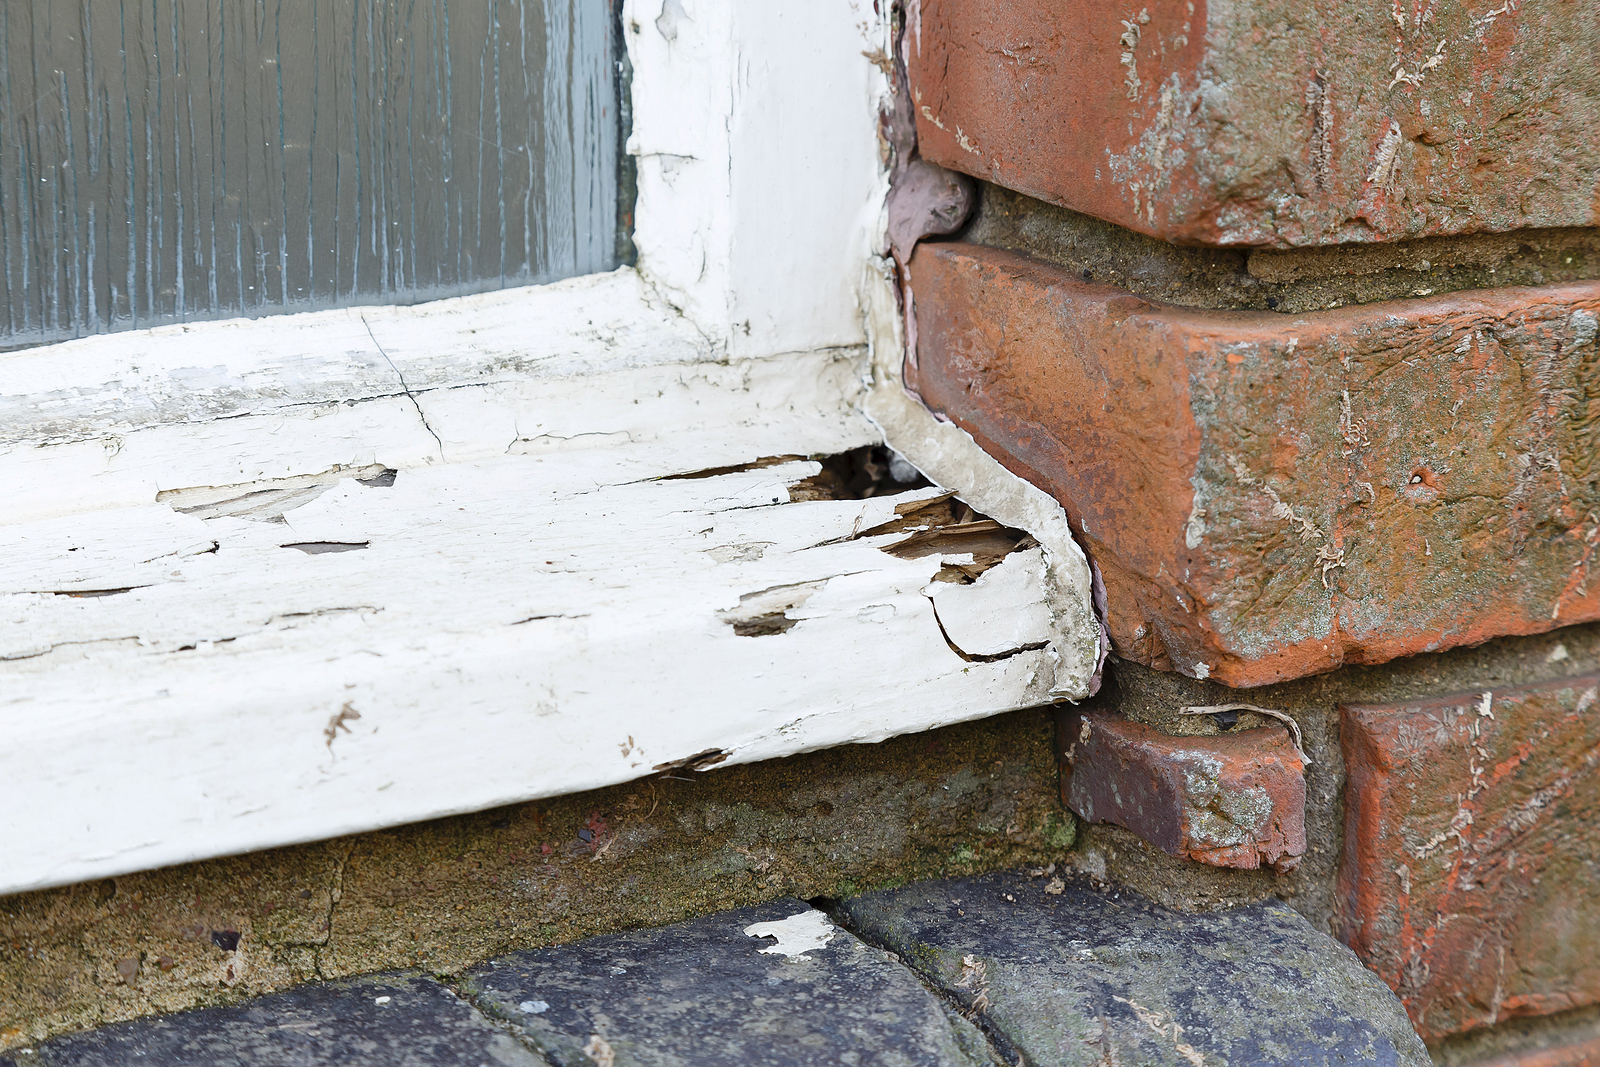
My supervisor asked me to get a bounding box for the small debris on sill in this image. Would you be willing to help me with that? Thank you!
[323,702,362,748]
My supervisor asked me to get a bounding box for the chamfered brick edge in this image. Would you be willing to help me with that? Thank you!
[906,240,1600,687]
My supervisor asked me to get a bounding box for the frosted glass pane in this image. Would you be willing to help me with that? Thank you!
[0,0,623,350]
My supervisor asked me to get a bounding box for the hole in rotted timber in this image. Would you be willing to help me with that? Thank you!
[842,491,1038,584]
[659,445,931,501]
[787,444,931,501]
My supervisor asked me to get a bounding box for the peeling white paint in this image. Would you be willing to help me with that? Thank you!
[928,547,1053,658]
[0,0,1097,895]
[861,259,1103,700]
[743,909,836,959]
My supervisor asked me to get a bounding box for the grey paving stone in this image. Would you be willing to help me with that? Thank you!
[0,973,543,1067]
[835,870,1431,1067]
[461,896,999,1067]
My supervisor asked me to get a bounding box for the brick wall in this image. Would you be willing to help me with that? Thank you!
[895,0,1600,1060]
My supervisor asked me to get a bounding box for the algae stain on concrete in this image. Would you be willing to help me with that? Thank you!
[0,707,1075,1051]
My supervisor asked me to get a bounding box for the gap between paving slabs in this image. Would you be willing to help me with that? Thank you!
[812,895,1024,1062]
[3,871,1432,1067]
[453,895,1005,1067]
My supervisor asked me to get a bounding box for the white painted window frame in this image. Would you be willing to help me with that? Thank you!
[0,0,1098,896]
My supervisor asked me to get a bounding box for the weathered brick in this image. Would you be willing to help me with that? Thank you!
[905,0,1600,247]
[1060,709,1306,872]
[1337,675,1600,1040]
[1467,1035,1600,1067]
[907,241,1600,687]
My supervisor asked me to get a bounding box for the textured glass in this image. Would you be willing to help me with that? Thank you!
[0,0,622,349]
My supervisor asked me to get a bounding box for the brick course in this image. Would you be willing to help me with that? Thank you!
[906,240,1600,687]
[1467,1037,1600,1067]
[905,0,1600,247]
[1060,709,1307,872]
[1338,675,1600,1040]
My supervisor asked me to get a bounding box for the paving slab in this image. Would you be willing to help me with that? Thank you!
[461,897,999,1067]
[0,973,542,1067]
[836,870,1430,1067]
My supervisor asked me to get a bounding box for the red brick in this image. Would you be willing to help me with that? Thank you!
[905,0,1600,247]
[1337,675,1600,1040]
[1060,709,1306,872]
[907,241,1600,687]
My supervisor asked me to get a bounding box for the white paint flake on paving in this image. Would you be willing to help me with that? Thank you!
[743,909,837,959]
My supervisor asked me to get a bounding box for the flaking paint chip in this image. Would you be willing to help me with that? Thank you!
[743,908,835,959]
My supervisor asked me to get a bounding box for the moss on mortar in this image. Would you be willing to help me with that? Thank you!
[0,707,1074,1050]
[1062,621,1600,930]
[965,183,1600,315]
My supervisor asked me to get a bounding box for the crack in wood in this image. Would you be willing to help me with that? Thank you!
[926,594,1051,664]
